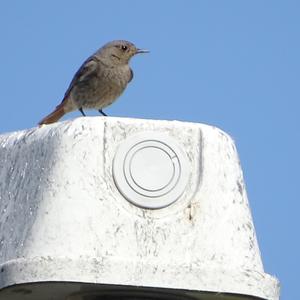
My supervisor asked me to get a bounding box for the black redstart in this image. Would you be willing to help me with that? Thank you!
[38,40,148,125]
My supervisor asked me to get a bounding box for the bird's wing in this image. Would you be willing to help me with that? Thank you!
[62,56,99,101]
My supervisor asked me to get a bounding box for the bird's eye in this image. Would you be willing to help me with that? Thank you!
[121,45,128,51]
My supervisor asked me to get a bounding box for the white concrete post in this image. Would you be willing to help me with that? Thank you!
[0,117,279,300]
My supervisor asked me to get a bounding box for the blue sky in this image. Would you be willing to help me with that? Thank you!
[0,1,299,299]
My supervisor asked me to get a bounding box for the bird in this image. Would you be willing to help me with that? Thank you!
[38,40,149,125]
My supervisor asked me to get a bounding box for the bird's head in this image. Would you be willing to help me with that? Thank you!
[97,40,149,65]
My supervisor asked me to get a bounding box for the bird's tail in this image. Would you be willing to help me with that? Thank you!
[38,102,66,125]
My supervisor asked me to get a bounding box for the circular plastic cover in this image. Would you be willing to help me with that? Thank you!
[113,132,190,209]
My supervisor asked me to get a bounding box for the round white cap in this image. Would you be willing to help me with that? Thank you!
[112,132,190,209]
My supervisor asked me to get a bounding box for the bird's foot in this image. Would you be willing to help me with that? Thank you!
[79,108,86,117]
[98,109,107,117]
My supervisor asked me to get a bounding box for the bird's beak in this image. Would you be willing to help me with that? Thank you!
[136,48,150,54]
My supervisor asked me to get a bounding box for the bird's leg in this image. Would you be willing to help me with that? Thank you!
[79,108,86,116]
[98,109,107,116]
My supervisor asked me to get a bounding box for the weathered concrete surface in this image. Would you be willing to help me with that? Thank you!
[0,117,279,299]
